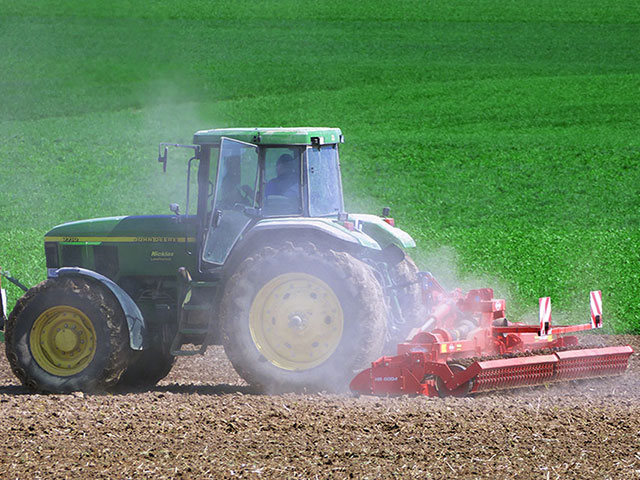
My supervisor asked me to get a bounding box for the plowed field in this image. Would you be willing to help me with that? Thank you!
[1,335,638,479]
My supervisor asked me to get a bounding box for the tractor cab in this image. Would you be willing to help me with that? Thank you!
[190,128,346,266]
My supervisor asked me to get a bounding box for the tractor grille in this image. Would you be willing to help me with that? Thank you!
[61,245,83,267]
[93,245,119,279]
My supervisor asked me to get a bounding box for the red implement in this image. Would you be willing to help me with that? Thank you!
[350,279,633,397]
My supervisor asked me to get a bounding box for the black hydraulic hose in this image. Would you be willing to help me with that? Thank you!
[0,271,29,292]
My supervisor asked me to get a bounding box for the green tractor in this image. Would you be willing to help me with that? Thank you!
[5,128,424,393]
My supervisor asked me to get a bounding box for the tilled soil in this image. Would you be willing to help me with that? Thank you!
[0,335,639,479]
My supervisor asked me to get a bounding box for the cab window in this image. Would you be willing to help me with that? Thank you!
[262,147,303,216]
[307,145,343,216]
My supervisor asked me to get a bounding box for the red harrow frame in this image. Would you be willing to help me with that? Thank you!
[351,274,633,397]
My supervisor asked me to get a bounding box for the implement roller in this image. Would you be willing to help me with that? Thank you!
[350,274,633,397]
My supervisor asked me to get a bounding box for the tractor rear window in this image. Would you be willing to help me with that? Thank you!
[262,147,303,216]
[307,145,343,216]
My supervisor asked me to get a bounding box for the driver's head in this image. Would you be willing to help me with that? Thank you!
[276,154,295,176]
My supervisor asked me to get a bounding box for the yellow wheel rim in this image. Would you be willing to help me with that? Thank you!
[29,306,97,376]
[249,273,344,371]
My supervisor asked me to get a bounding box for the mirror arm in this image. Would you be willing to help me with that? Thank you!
[185,156,197,217]
[184,156,198,255]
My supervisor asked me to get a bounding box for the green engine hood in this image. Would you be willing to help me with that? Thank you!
[44,216,198,279]
[45,215,196,244]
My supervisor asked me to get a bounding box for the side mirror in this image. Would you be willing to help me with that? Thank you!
[170,203,180,216]
[158,146,168,172]
[157,143,199,173]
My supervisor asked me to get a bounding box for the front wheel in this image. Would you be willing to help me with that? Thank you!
[5,277,130,393]
[221,243,387,393]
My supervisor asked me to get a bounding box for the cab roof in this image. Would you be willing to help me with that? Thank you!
[193,127,344,146]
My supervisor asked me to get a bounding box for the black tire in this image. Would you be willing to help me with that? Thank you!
[5,277,130,393]
[221,242,387,393]
[118,344,176,387]
[387,251,427,338]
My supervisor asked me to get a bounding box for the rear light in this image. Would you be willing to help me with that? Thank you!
[383,218,395,227]
[342,221,355,231]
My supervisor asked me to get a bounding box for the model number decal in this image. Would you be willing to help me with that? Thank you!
[374,376,399,382]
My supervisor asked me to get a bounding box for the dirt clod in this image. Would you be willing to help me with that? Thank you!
[0,334,638,479]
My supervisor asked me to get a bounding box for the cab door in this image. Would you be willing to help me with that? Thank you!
[202,138,259,265]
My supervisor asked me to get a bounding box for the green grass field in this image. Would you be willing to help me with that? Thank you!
[1,0,638,331]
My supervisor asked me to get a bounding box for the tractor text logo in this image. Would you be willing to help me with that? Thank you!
[135,236,186,243]
[150,251,174,262]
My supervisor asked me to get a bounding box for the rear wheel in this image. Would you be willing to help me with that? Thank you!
[5,277,130,393]
[221,242,387,393]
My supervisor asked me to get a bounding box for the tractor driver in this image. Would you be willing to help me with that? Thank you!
[265,153,299,199]
[217,154,246,208]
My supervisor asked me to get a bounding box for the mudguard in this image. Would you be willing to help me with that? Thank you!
[250,216,415,251]
[348,214,416,249]
[48,267,146,350]
[251,217,381,249]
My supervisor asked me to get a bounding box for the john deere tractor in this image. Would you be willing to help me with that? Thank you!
[5,128,424,393]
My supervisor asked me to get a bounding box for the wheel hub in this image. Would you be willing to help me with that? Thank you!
[29,305,97,376]
[249,273,344,371]
[54,328,79,353]
[287,314,305,330]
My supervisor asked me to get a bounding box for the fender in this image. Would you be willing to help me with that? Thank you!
[348,214,416,249]
[48,267,146,350]
[249,217,382,250]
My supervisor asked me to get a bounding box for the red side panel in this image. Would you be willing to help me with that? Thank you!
[349,353,429,396]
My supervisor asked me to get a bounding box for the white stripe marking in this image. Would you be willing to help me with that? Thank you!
[590,290,603,328]
[539,296,551,336]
